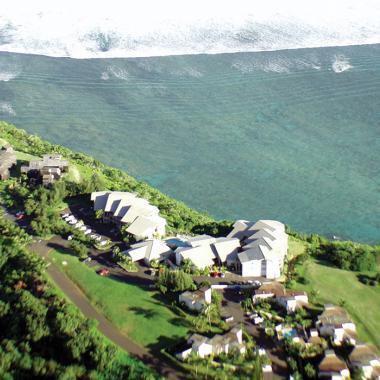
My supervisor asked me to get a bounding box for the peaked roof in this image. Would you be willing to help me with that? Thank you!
[243,236,275,251]
[238,245,267,262]
[212,237,240,262]
[126,215,166,237]
[318,305,353,327]
[349,344,379,365]
[319,351,348,373]
[126,239,173,262]
[176,244,216,269]
[187,235,216,247]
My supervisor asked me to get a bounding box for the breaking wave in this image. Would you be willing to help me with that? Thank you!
[332,55,353,73]
[0,63,20,81]
[0,102,16,116]
[0,0,380,59]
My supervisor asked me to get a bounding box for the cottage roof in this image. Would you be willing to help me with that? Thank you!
[255,282,286,297]
[318,305,353,327]
[349,344,379,366]
[319,351,348,373]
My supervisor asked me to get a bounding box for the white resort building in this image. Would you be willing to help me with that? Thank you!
[175,220,288,279]
[91,191,166,241]
[227,220,288,278]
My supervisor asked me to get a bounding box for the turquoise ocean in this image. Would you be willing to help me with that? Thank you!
[0,44,379,243]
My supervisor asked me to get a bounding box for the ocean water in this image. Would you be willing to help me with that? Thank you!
[0,44,379,243]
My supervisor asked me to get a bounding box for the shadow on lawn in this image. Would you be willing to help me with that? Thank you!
[147,334,186,354]
[48,242,77,257]
[128,306,159,319]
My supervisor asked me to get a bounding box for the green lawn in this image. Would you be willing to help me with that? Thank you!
[288,236,308,259]
[50,249,189,351]
[292,258,380,351]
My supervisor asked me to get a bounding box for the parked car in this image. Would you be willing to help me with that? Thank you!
[252,316,264,325]
[222,315,234,323]
[67,235,74,241]
[68,219,78,225]
[210,272,219,278]
[15,212,25,220]
[99,240,108,246]
[61,213,70,218]
[98,268,109,276]
[83,229,92,235]
[82,257,92,264]
[219,272,226,278]
[65,215,74,221]
[79,225,87,231]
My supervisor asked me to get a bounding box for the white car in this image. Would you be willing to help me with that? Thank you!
[99,240,108,246]
[90,234,97,240]
[83,229,92,235]
[67,235,74,241]
[253,316,264,325]
[62,213,70,218]
[74,221,84,228]
[69,219,78,225]
[79,225,87,231]
[95,236,102,242]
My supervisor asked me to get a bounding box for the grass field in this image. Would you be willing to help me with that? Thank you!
[288,236,308,259]
[50,248,189,351]
[292,258,380,351]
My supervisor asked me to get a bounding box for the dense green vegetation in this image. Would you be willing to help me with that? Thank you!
[0,215,157,379]
[156,268,196,294]
[309,240,379,272]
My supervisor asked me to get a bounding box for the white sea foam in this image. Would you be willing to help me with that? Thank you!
[0,71,18,81]
[0,102,16,116]
[0,0,380,59]
[0,63,20,81]
[100,71,110,80]
[332,55,353,73]
[231,56,321,74]
[107,66,129,80]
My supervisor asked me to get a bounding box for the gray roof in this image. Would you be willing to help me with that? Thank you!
[238,246,265,263]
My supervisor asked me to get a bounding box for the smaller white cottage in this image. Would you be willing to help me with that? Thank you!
[318,350,350,380]
[179,287,212,312]
[316,305,356,346]
[349,344,380,379]
[177,326,245,360]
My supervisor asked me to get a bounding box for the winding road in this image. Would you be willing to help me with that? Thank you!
[28,238,185,380]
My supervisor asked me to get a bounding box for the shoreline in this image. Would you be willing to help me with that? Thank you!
[1,121,379,247]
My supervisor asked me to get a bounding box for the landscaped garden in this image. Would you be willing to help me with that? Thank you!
[50,248,190,350]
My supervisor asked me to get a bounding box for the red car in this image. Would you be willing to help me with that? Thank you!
[15,212,25,220]
[98,268,110,277]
